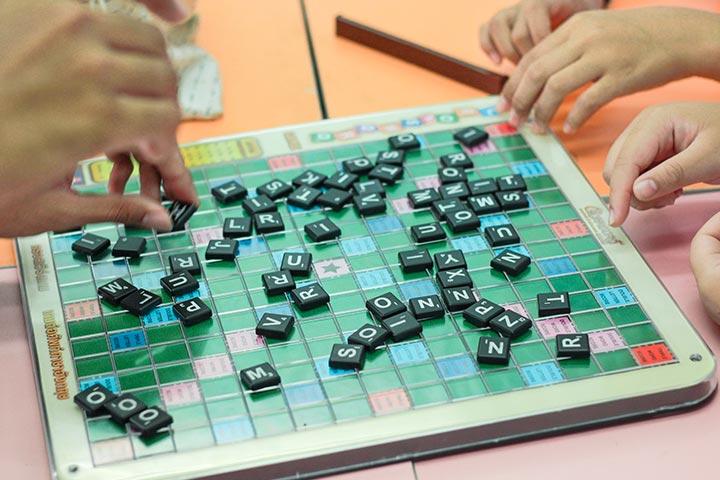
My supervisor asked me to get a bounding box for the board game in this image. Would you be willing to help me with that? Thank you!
[17,97,716,480]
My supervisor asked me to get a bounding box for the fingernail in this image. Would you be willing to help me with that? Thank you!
[142,210,172,232]
[634,179,658,200]
[563,122,575,135]
[497,97,509,112]
[607,207,615,226]
[171,0,191,18]
[509,110,520,127]
[489,51,502,65]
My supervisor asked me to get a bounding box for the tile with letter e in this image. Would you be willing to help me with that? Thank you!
[489,310,532,339]
[556,333,590,358]
[491,249,531,276]
[257,179,292,200]
[408,189,440,209]
[484,224,520,247]
[304,218,341,242]
[439,182,470,200]
[454,126,489,147]
[223,217,252,238]
[240,362,281,391]
[120,289,161,316]
[469,194,501,215]
[366,292,406,320]
[348,324,389,350]
[253,212,285,234]
[256,312,295,339]
[436,268,472,289]
[369,164,403,185]
[287,186,321,209]
[469,178,498,195]
[463,299,504,327]
[353,179,386,197]
[538,292,571,317]
[205,239,238,261]
[129,406,173,438]
[447,208,480,233]
[160,270,198,296]
[168,201,197,232]
[105,393,146,425]
[317,188,352,211]
[98,278,137,306]
[173,298,212,326]
[72,233,110,257]
[376,150,405,165]
[381,312,422,341]
[411,222,446,244]
[497,174,527,191]
[329,344,366,370]
[438,167,467,184]
[290,283,329,311]
[432,199,465,220]
[441,286,476,312]
[281,252,312,276]
[399,249,432,273]
[112,236,146,258]
[497,190,529,211]
[353,193,386,216]
[440,152,473,169]
[169,253,201,275]
[434,250,466,271]
[325,171,358,191]
[74,384,116,417]
[262,270,296,296]
[343,157,374,176]
[388,133,420,150]
[409,294,444,320]
[292,169,327,188]
[242,194,277,215]
[211,180,247,204]
[476,337,510,365]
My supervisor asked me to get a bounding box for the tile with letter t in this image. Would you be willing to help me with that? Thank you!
[431,199,465,220]
[381,312,422,341]
[281,252,312,276]
[211,180,247,204]
[476,336,510,365]
[287,186,321,209]
[497,174,527,191]
[290,283,329,311]
[369,164,403,185]
[348,324,389,350]
[329,343,366,370]
[240,362,281,391]
[261,270,296,296]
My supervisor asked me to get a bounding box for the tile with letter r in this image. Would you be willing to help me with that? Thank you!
[538,257,577,276]
[551,220,589,239]
[389,341,429,365]
[237,237,268,256]
[161,381,202,407]
[79,375,119,394]
[143,305,179,326]
[356,268,394,290]
[314,258,351,279]
[109,329,146,351]
[367,215,404,234]
[589,329,625,353]
[437,355,477,379]
[595,287,636,308]
[340,236,377,256]
[521,361,564,386]
[511,161,546,177]
[392,198,414,214]
[536,316,576,339]
[212,417,255,444]
[285,382,325,407]
[399,279,438,301]
[451,235,487,253]
[369,388,411,415]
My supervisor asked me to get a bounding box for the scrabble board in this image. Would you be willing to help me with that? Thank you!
[17,98,716,480]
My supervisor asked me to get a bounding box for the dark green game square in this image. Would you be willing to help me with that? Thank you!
[185,317,223,339]
[573,251,611,270]
[570,291,599,311]
[608,305,647,326]
[294,404,334,429]
[400,363,440,386]
[549,274,587,293]
[361,139,390,155]
[114,350,151,371]
[595,349,637,371]
[517,224,554,243]
[330,292,365,313]
[243,172,274,190]
[60,283,96,303]
[152,343,189,364]
[301,149,332,165]
[232,350,270,371]
[391,266,432,284]
[560,358,601,379]
[265,232,302,251]
[307,243,342,262]
[398,210,434,226]
[511,341,551,365]
[432,144,464,157]
[531,189,566,206]
[195,197,216,213]
[514,279,550,300]
[146,324,183,344]
[157,362,195,384]
[527,240,565,259]
[301,319,339,339]
[245,389,286,415]
[585,269,622,289]
[307,338,339,358]
[332,145,363,160]
[326,207,358,223]
[364,348,393,369]
[409,383,449,406]
[190,337,228,358]
[127,256,163,275]
[119,369,157,390]
[484,368,525,393]
[494,136,529,150]
[168,404,210,429]
[334,312,368,334]
[619,323,660,345]
[277,362,318,384]
[541,205,577,223]
[361,370,402,393]
[269,342,309,366]
[219,310,256,332]
[573,310,612,332]
[478,165,512,177]
[472,151,504,166]
[447,377,487,399]
[237,158,269,175]
[470,268,508,289]
[332,397,373,422]
[406,163,438,178]
[213,294,251,314]
[204,164,237,179]
[250,290,287,309]
[562,236,599,253]
[87,418,126,442]
[424,130,454,145]
[386,182,417,199]
[202,260,239,279]
[481,285,518,305]
[206,396,247,419]
[75,355,113,377]
[348,254,385,272]
[405,148,434,163]
[72,336,108,358]
[422,318,455,338]
[208,277,244,296]
[427,336,467,357]
[68,317,105,338]
[254,411,294,436]
[507,209,544,228]
[340,222,370,237]
[465,251,494,270]
[201,375,240,398]
[57,267,93,285]
[322,276,358,295]
[525,175,556,190]
[375,232,411,250]
[323,376,364,399]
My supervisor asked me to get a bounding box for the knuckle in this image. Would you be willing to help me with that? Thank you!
[545,76,565,96]
[525,63,546,83]
[660,161,686,185]
[59,7,95,32]
[108,202,134,224]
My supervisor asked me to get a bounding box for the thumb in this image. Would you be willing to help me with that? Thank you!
[49,191,172,232]
[137,0,191,22]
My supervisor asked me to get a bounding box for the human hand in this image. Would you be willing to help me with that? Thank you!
[136,0,191,22]
[691,213,720,326]
[479,0,604,65]
[604,103,720,227]
[496,7,720,134]
[0,0,196,237]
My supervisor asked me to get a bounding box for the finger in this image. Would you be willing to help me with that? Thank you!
[142,145,198,205]
[629,191,681,211]
[603,121,636,185]
[564,76,623,133]
[525,2,552,45]
[510,18,534,56]
[488,14,521,64]
[47,190,172,232]
[479,23,502,65]
[139,160,162,201]
[531,59,598,132]
[690,213,720,324]
[108,53,177,98]
[108,153,134,195]
[97,13,168,57]
[137,0,191,22]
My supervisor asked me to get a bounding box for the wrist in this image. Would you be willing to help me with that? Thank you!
[689,11,720,80]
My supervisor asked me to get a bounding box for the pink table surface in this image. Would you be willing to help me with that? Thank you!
[3,192,720,480]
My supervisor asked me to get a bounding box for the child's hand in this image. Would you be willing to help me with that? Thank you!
[496,7,720,133]
[0,0,196,237]
[479,0,604,65]
[604,103,720,227]
[137,1,191,22]
[691,213,720,325]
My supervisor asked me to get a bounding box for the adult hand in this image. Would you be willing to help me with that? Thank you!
[604,103,720,227]
[691,213,720,326]
[137,0,191,23]
[0,0,196,237]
